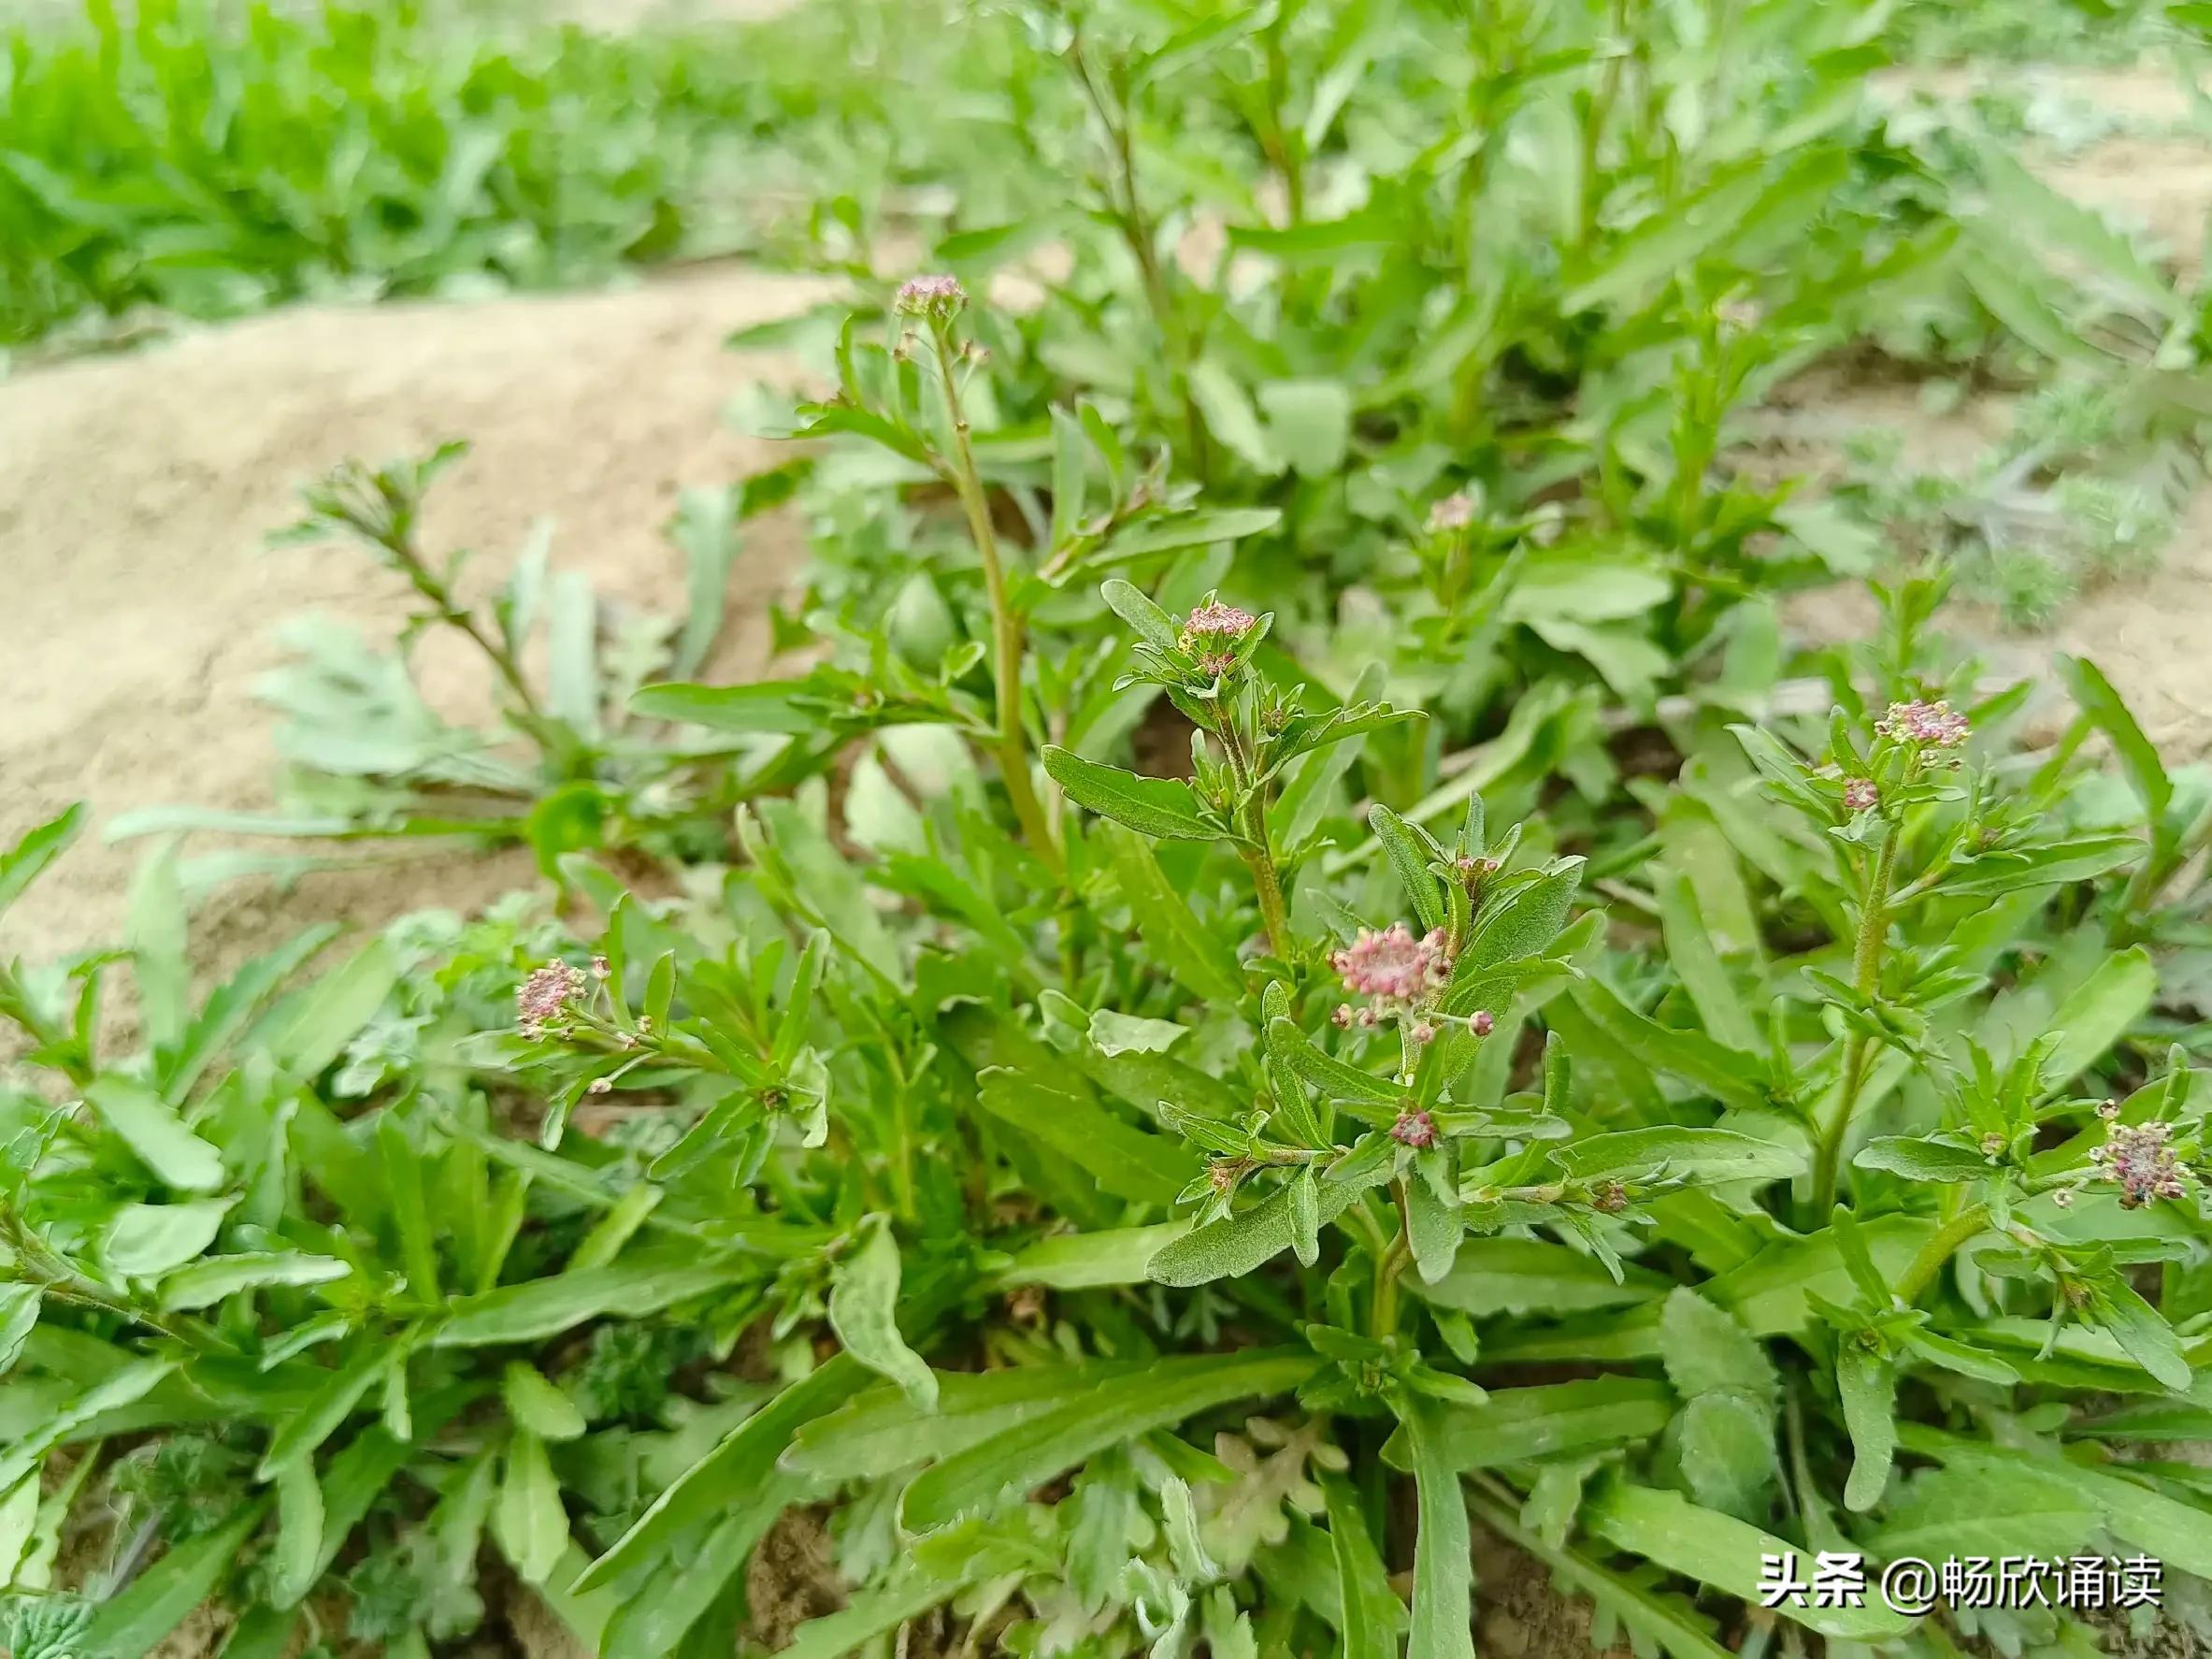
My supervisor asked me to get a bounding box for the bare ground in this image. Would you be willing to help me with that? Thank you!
[0,264,836,976]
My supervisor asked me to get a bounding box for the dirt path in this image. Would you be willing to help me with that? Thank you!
[0,264,837,974]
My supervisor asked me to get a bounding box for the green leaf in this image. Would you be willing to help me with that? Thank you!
[1257,380,1352,478]
[899,1349,1318,1530]
[574,1357,868,1594]
[1417,1239,1667,1317]
[495,1429,569,1584]
[159,1251,349,1312]
[1087,1009,1186,1056]
[974,1075,1197,1205]
[2088,1274,2192,1392]
[1654,869,1758,1053]
[502,1363,587,1441]
[828,1218,937,1411]
[257,1345,389,1479]
[1149,1147,1397,1286]
[1400,1400,1475,1659]
[79,1501,263,1659]
[2038,946,2157,1092]
[1853,1137,1994,1182]
[998,1223,1188,1290]
[1099,578,1181,651]
[1369,803,1444,930]
[1836,1346,1896,1511]
[1387,1378,1675,1471]
[0,803,84,919]
[1096,509,1284,564]
[0,1284,38,1375]
[1676,1392,1776,1518]
[1042,747,1218,840]
[82,1077,224,1192]
[433,1249,751,1348]
[1902,1425,2212,1575]
[102,1198,231,1279]
[1553,1126,1803,1186]
[1321,1474,1405,1659]
[788,1361,1146,1481]
[1188,357,1282,473]
[1266,1016,1400,1109]
[1100,826,1245,1003]
[1566,979,1770,1114]
[1869,1464,2095,1563]
[1659,1289,1777,1401]
[267,1454,323,1609]
[1585,1484,1911,1640]
[631,679,815,733]
[2060,655,2172,830]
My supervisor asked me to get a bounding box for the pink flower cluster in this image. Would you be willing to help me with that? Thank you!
[517,959,586,1035]
[1875,700,1970,748]
[894,274,967,321]
[1333,923,1450,1004]
[1428,492,1476,532]
[1390,1110,1437,1149]
[2091,1119,2189,1209]
[1843,778,1879,814]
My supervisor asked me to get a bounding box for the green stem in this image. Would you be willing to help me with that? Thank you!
[929,327,1063,874]
[1811,820,1901,1217]
[380,532,546,726]
[1894,1202,1992,1304]
[1238,794,1291,960]
[1066,38,1211,484]
[1370,1180,1413,1338]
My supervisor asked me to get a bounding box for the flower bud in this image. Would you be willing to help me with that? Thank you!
[894,273,967,322]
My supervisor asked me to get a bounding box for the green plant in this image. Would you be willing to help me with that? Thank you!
[109,442,804,884]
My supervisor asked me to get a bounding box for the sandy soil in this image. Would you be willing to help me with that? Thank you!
[0,264,836,975]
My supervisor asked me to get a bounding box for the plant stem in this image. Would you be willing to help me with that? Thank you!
[1370,1180,1413,1338]
[1811,819,1901,1217]
[1065,37,1212,483]
[1894,1202,1992,1304]
[1238,794,1291,960]
[928,326,1063,873]
[377,529,546,724]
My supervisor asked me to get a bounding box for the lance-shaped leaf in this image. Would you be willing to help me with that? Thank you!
[1836,1345,1896,1511]
[1585,1483,1913,1640]
[899,1349,1319,1530]
[1382,1377,1674,1472]
[1553,1126,1803,1186]
[1400,1399,1475,1659]
[1149,1141,1397,1286]
[974,1075,1197,1204]
[1042,747,1220,840]
[828,1218,938,1410]
[1369,803,1445,930]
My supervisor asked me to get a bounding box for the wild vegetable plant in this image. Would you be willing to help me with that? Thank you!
[110,442,796,885]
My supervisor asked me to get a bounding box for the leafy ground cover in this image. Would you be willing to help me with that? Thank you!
[7,1,2212,1657]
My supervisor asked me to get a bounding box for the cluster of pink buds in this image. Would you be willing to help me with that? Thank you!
[517,959,587,1036]
[1177,599,1257,680]
[1875,700,1971,748]
[1390,1110,1437,1149]
[1843,778,1880,814]
[2090,1118,2190,1209]
[1589,1180,1629,1215]
[894,273,968,323]
[1330,923,1451,1026]
[1453,856,1502,901]
[1428,492,1476,532]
